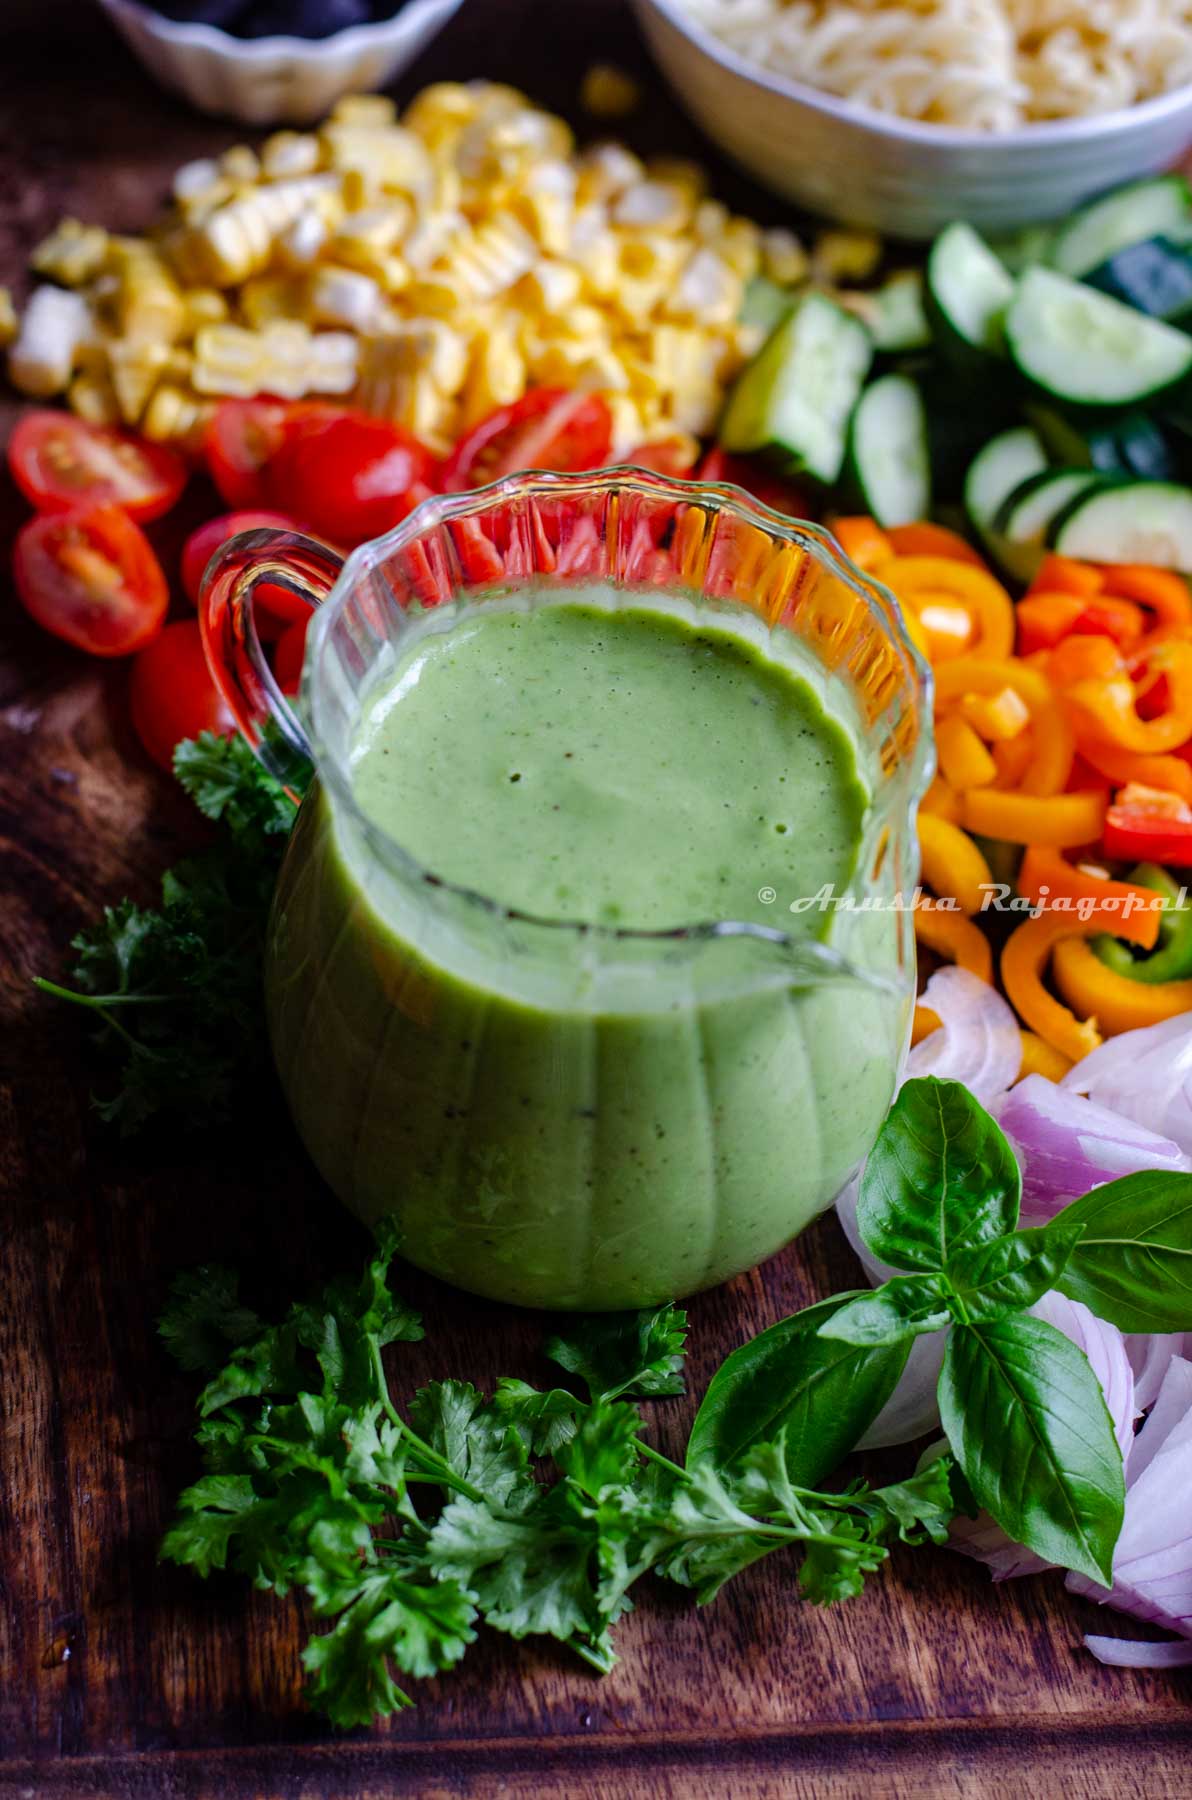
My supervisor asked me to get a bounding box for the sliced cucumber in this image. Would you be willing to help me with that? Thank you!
[1051,175,1192,279]
[719,292,873,484]
[1006,267,1192,407]
[986,223,1055,276]
[1052,481,1192,570]
[739,274,794,335]
[964,426,1049,582]
[995,467,1106,544]
[867,270,932,353]
[927,221,1015,357]
[1085,235,1192,326]
[1027,404,1176,481]
[844,373,931,526]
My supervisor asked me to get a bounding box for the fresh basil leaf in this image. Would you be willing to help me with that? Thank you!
[946,1225,1084,1322]
[816,1274,951,1345]
[686,1294,911,1486]
[938,1315,1124,1586]
[858,1079,1022,1273]
[1053,1170,1192,1333]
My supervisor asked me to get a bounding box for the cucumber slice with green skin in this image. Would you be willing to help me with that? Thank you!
[964,426,1049,584]
[1085,235,1192,325]
[867,271,932,353]
[1051,175,1192,279]
[1006,267,1192,407]
[719,292,873,484]
[995,467,1107,542]
[844,373,931,526]
[927,221,1015,357]
[1026,404,1176,481]
[1052,481,1192,570]
[739,274,794,334]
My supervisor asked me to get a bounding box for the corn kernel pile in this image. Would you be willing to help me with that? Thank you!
[3,82,879,459]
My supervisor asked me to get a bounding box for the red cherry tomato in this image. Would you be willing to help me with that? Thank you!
[273,616,310,697]
[180,507,312,638]
[268,411,437,547]
[129,620,236,770]
[13,504,168,657]
[441,389,613,492]
[8,411,188,521]
[698,446,810,520]
[203,399,348,509]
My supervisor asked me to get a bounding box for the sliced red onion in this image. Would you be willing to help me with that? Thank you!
[834,1172,901,1287]
[1068,1356,1192,1641]
[1063,1014,1192,1159]
[948,1509,1050,1581]
[1084,1635,1192,1668]
[997,1075,1190,1224]
[906,967,1021,1106]
[1128,1334,1192,1416]
[855,1329,945,1451]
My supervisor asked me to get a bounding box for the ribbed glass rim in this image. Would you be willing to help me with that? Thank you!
[303,465,934,951]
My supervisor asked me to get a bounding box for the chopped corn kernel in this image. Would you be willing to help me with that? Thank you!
[580,65,642,120]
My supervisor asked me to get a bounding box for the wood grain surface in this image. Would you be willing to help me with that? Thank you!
[1,6,1191,1794]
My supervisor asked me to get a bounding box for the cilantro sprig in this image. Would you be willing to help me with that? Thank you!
[159,1234,955,1727]
[35,733,304,1132]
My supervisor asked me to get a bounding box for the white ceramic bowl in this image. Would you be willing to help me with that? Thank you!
[97,0,465,127]
[633,0,1192,239]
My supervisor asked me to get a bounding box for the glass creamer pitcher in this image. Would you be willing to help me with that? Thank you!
[201,470,931,1311]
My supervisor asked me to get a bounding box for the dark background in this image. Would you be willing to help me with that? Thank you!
[1,3,1191,1795]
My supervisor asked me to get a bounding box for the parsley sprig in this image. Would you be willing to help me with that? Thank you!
[35,733,304,1132]
[160,1231,955,1727]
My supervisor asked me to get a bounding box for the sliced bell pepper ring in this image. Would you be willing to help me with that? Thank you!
[918,813,995,914]
[1027,555,1104,600]
[1063,636,1192,756]
[963,786,1107,849]
[831,516,893,571]
[1074,737,1192,805]
[875,556,1015,661]
[1094,861,1192,983]
[1016,591,1086,656]
[1018,843,1160,917]
[935,713,997,789]
[1053,935,1192,1036]
[959,685,1030,742]
[1102,786,1192,865]
[1097,564,1192,630]
[885,521,985,566]
[1073,595,1146,648]
[933,657,1074,795]
[991,730,1035,790]
[1018,1030,1073,1082]
[921,772,962,822]
[1001,900,1160,1062]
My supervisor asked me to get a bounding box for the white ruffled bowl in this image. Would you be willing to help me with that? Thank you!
[97,0,465,127]
[633,0,1192,240]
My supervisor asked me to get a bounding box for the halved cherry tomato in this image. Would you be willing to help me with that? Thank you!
[203,399,347,510]
[8,411,188,521]
[622,439,699,477]
[269,411,437,547]
[14,504,168,657]
[441,390,613,492]
[697,446,809,520]
[180,508,313,638]
[129,620,235,770]
[273,616,310,697]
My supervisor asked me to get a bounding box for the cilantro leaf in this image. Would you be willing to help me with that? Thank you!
[493,1378,582,1457]
[158,1265,264,1374]
[544,1303,688,1402]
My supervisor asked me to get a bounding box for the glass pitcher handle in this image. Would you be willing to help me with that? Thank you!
[199,527,344,794]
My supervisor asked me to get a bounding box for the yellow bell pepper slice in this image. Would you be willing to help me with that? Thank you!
[1052,936,1192,1036]
[935,715,997,789]
[914,898,993,982]
[918,813,994,915]
[921,772,962,823]
[933,657,1074,795]
[876,556,1015,660]
[962,787,1107,849]
[1018,1030,1073,1081]
[1001,902,1159,1062]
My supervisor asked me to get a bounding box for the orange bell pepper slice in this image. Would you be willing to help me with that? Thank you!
[921,772,962,822]
[1075,737,1192,805]
[885,522,985,566]
[1001,900,1160,1062]
[1052,936,1192,1036]
[914,896,994,983]
[1016,592,1085,655]
[962,787,1107,848]
[1027,554,1104,600]
[992,731,1035,790]
[876,557,1015,661]
[1064,637,1192,756]
[831,516,893,571]
[1017,844,1161,916]
[1098,564,1192,630]
[1074,595,1146,648]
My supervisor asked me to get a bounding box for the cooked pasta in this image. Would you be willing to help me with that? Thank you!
[679,0,1192,129]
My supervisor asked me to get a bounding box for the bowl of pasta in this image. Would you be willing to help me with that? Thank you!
[633,0,1192,237]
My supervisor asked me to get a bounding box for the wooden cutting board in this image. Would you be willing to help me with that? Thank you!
[1,7,1190,1794]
